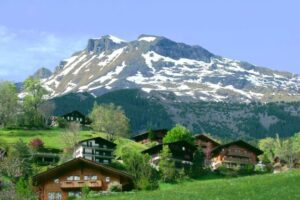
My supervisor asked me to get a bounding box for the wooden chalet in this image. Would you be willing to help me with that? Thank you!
[194,134,220,166]
[142,140,197,167]
[61,111,91,125]
[131,129,168,144]
[210,140,263,170]
[33,148,61,166]
[73,137,116,164]
[33,158,133,200]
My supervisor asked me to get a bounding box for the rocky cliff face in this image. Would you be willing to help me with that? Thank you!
[32,67,52,79]
[42,34,300,103]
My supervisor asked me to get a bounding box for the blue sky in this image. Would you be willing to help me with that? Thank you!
[0,0,299,82]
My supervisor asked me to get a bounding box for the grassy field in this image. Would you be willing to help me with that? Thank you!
[88,170,300,200]
[0,128,145,151]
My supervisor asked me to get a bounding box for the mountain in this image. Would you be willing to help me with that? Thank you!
[49,89,300,139]
[37,34,300,139]
[42,34,300,103]
[32,67,52,79]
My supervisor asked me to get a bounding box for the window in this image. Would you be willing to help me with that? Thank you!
[48,192,62,200]
[103,145,107,149]
[85,148,92,153]
[84,175,98,181]
[103,159,109,164]
[182,147,186,151]
[67,176,80,181]
[68,191,81,197]
[54,179,59,183]
[105,177,110,183]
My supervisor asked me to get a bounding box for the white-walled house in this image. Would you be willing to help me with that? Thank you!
[73,137,116,164]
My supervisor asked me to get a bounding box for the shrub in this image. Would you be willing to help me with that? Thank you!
[159,146,178,183]
[238,164,255,175]
[15,178,35,199]
[217,164,255,177]
[108,181,122,192]
[190,149,205,179]
[81,184,90,199]
[121,147,159,190]
[29,138,44,150]
[217,165,239,177]
[57,117,67,128]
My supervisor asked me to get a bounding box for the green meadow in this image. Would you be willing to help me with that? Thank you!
[88,170,300,200]
[0,129,145,151]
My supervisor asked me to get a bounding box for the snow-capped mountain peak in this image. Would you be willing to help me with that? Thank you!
[42,34,300,103]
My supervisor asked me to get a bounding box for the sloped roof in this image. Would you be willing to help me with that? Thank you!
[131,129,168,140]
[211,140,263,155]
[61,110,86,117]
[193,134,220,146]
[77,137,116,147]
[142,140,197,155]
[32,158,131,185]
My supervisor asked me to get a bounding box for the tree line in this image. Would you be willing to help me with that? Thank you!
[0,78,53,129]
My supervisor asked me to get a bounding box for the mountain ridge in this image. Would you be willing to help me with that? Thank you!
[41,34,300,103]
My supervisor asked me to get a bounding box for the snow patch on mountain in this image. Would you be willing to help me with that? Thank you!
[41,34,300,103]
[107,35,127,44]
[138,36,157,42]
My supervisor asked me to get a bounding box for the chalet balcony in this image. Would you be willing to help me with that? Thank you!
[226,150,250,158]
[223,156,252,164]
[60,180,102,189]
[82,153,114,159]
[82,146,114,152]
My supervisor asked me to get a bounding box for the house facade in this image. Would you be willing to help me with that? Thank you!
[33,158,133,200]
[194,134,220,166]
[210,140,263,170]
[61,111,91,125]
[33,148,61,166]
[142,140,196,167]
[132,129,168,144]
[73,137,116,164]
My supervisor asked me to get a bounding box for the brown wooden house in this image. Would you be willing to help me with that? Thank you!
[194,134,220,166]
[33,158,133,200]
[142,140,197,167]
[131,129,168,144]
[210,140,263,170]
[73,137,116,164]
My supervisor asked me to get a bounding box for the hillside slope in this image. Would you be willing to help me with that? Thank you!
[88,170,300,200]
[49,89,300,138]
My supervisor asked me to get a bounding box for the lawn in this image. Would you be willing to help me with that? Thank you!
[88,170,300,200]
[0,128,145,151]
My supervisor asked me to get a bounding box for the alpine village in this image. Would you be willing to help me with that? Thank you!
[1,2,300,199]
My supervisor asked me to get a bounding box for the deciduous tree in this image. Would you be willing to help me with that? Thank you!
[23,77,48,127]
[0,81,18,127]
[163,124,194,145]
[89,103,130,141]
[159,146,177,183]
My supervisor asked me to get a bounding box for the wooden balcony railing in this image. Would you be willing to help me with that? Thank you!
[60,180,102,189]
[226,150,250,157]
[223,156,252,164]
